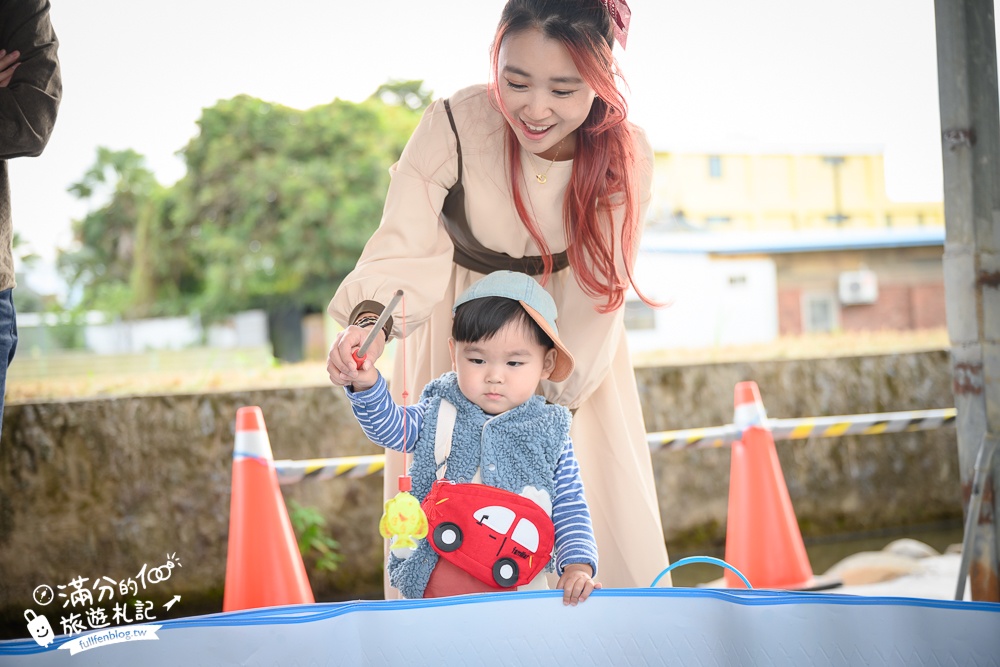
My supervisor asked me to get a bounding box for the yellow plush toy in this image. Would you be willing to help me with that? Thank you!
[379,489,428,551]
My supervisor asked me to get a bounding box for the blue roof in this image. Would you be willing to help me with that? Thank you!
[641,227,945,255]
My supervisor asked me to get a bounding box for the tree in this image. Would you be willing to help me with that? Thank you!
[57,81,428,361]
[171,90,423,360]
[59,147,162,315]
[128,186,203,318]
[370,79,433,111]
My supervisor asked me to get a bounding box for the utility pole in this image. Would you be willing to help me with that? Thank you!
[934,0,1000,602]
[822,156,848,225]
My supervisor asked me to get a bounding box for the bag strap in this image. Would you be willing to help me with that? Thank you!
[440,98,570,276]
[434,399,457,479]
[434,399,481,483]
[443,98,464,184]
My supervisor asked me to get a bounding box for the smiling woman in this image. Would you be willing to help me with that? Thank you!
[496,29,598,161]
[326,0,671,596]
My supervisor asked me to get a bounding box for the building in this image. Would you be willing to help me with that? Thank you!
[634,227,944,341]
[626,149,945,348]
[649,149,943,231]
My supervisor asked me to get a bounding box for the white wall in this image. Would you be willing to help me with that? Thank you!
[85,316,201,354]
[627,251,778,352]
[206,311,269,348]
[16,310,270,354]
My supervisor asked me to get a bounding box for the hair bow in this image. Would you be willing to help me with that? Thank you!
[598,0,631,49]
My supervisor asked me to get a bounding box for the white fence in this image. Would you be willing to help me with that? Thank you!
[17,310,268,354]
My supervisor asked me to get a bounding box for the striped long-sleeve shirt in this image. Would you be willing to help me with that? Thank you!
[346,373,598,576]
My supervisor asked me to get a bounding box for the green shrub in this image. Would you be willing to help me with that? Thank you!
[288,500,343,573]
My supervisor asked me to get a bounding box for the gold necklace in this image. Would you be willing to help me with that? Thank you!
[531,140,563,184]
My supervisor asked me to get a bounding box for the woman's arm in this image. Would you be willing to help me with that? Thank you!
[328,98,461,333]
[327,98,460,385]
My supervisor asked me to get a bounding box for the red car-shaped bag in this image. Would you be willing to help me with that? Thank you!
[421,480,555,589]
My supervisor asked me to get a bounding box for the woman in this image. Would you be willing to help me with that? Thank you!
[328,0,670,593]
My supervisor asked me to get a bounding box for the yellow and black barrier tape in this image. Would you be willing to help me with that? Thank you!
[275,455,385,486]
[645,424,741,452]
[646,407,956,452]
[274,408,956,483]
[768,408,956,442]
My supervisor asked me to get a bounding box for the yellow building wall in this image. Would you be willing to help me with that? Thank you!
[651,152,943,231]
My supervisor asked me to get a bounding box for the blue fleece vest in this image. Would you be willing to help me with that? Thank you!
[387,372,570,599]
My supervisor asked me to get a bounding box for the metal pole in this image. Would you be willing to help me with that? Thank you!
[955,433,999,599]
[934,0,1000,602]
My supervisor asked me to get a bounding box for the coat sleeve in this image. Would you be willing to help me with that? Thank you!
[328,98,458,335]
[539,125,656,410]
[0,0,61,159]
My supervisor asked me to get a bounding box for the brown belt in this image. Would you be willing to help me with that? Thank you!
[441,98,569,277]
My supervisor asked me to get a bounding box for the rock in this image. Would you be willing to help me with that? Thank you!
[823,551,922,585]
[882,538,940,559]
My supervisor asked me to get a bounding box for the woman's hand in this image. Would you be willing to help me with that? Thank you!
[327,322,386,390]
[0,49,21,88]
[557,563,601,606]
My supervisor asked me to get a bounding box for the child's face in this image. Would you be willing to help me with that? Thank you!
[449,320,557,416]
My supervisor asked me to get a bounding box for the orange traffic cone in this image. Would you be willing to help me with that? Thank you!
[723,382,816,590]
[223,406,315,611]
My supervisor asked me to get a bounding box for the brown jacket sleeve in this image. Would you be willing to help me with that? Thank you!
[0,0,62,158]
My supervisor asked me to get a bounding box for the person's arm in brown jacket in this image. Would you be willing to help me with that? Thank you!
[0,0,61,158]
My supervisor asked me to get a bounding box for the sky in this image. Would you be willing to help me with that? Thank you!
[8,0,953,295]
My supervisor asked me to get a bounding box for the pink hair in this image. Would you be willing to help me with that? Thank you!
[488,3,653,313]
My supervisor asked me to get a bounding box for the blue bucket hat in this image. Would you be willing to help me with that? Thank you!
[453,271,575,382]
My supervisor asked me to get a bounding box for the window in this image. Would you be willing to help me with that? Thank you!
[708,155,723,179]
[511,519,540,551]
[802,294,838,333]
[474,506,515,533]
[705,215,732,226]
[623,300,656,331]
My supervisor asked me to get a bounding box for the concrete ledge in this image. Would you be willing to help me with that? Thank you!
[0,350,960,630]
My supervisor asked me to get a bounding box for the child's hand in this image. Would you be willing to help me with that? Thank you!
[328,320,385,389]
[557,563,600,606]
[350,363,379,392]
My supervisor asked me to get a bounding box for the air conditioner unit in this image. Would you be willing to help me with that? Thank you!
[838,269,879,305]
